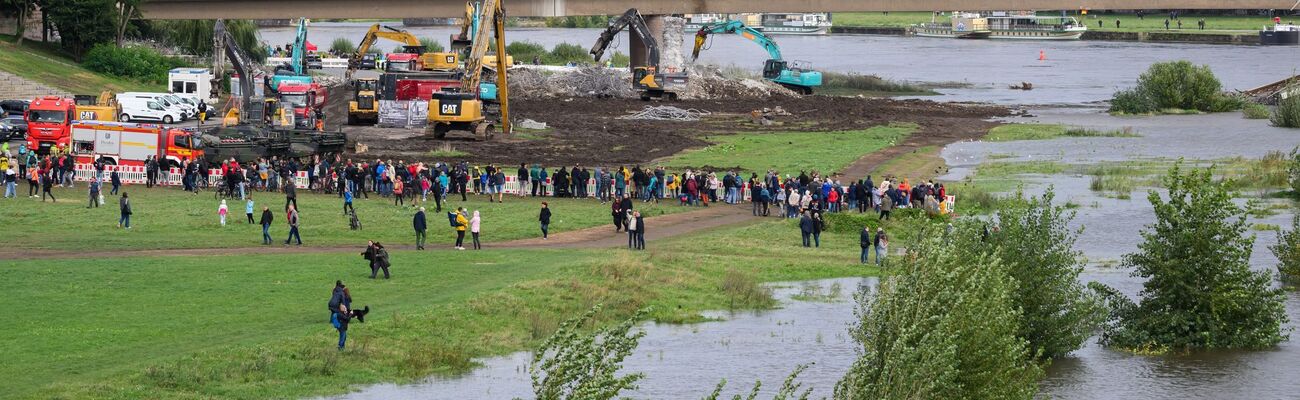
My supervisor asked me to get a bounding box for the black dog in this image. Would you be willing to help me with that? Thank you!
[349,305,370,323]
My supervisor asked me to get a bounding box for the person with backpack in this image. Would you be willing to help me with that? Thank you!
[539,202,552,239]
[413,207,427,250]
[451,207,468,250]
[633,211,645,250]
[87,177,100,208]
[118,192,132,228]
[259,206,274,245]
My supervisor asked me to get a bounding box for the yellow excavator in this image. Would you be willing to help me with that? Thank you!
[450,1,512,69]
[428,0,509,140]
[347,78,378,125]
[347,24,458,79]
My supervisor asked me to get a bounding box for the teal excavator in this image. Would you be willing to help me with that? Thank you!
[691,20,822,94]
[269,18,314,92]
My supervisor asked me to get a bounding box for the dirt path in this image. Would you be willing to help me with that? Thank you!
[0,205,759,261]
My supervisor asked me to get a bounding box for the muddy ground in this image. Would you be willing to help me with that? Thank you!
[334,94,1008,168]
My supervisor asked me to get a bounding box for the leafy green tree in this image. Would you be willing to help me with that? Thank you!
[38,0,117,58]
[530,306,646,400]
[151,19,265,62]
[702,364,813,400]
[0,0,35,45]
[1109,60,1240,114]
[329,37,354,54]
[987,188,1103,360]
[418,37,444,52]
[1098,164,1289,350]
[833,229,1041,400]
[1272,214,1300,283]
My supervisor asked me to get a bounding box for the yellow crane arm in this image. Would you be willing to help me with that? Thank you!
[349,24,424,76]
[462,0,498,93]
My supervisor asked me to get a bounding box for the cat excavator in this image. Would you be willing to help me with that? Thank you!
[691,20,822,94]
[347,24,459,79]
[591,8,689,101]
[427,0,510,140]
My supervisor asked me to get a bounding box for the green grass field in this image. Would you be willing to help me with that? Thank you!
[0,35,162,95]
[1,185,687,251]
[664,124,914,175]
[984,124,1139,142]
[0,208,941,399]
[834,12,1276,33]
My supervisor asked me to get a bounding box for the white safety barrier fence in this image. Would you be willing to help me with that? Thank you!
[73,163,310,188]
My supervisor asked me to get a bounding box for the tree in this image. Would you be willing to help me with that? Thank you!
[986,188,1103,360]
[530,306,646,400]
[36,0,117,58]
[113,0,138,47]
[152,19,266,62]
[0,0,34,45]
[1097,164,1289,351]
[833,229,1041,400]
[1272,214,1300,283]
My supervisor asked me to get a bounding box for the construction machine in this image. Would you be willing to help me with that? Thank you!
[269,18,314,92]
[348,78,379,125]
[591,8,690,101]
[428,0,510,141]
[347,24,459,79]
[449,0,509,102]
[691,20,822,94]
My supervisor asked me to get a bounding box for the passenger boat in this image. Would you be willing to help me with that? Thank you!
[1260,24,1300,45]
[910,13,992,39]
[685,13,832,35]
[985,12,1086,40]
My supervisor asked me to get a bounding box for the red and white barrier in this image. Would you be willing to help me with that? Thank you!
[74,163,311,189]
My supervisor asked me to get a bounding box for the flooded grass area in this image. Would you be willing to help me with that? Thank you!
[985,124,1140,142]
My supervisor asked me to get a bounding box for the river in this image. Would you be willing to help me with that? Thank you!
[290,24,1300,399]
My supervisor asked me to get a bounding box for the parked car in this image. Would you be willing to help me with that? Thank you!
[1,99,30,117]
[0,115,27,140]
[360,54,377,70]
[306,54,324,70]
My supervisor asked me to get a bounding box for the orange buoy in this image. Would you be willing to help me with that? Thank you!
[1038,50,1046,61]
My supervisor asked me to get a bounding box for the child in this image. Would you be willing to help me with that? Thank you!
[218,199,228,226]
[245,197,255,224]
[343,188,354,215]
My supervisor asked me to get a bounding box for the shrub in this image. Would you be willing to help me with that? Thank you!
[1272,95,1300,128]
[506,41,548,64]
[1095,164,1289,351]
[544,42,591,65]
[419,37,444,53]
[329,38,354,54]
[82,44,188,84]
[1289,147,1300,193]
[1110,61,1239,114]
[530,306,646,400]
[1242,102,1271,119]
[609,51,629,68]
[822,72,930,94]
[1272,215,1300,283]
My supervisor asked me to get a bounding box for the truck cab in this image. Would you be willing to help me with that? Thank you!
[25,96,76,154]
[277,83,322,129]
[348,78,379,125]
[385,53,420,72]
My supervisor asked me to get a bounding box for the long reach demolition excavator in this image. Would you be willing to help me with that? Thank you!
[591,8,690,101]
[427,0,510,140]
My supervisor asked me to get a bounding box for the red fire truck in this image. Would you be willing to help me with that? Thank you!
[69,121,204,167]
[25,96,77,154]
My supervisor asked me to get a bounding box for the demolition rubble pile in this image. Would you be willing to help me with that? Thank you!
[507,64,796,100]
[679,65,798,100]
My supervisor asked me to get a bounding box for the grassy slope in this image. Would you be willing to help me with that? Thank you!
[0,35,161,95]
[664,124,914,174]
[2,187,688,251]
[0,209,958,399]
[835,12,1272,33]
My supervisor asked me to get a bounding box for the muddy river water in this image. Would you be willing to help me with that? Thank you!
[284,24,1300,399]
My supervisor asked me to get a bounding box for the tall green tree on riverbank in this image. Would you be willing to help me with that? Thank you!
[37,0,117,57]
[833,230,1041,400]
[1096,164,1289,351]
[986,189,1104,361]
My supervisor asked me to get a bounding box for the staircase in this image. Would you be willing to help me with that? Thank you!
[0,69,69,101]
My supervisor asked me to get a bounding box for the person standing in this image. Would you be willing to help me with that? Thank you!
[285,205,302,245]
[518,163,529,198]
[453,207,468,250]
[245,197,255,224]
[859,226,873,264]
[538,202,552,239]
[41,169,55,202]
[470,210,482,250]
[259,206,274,245]
[118,192,132,228]
[612,197,625,232]
[87,177,100,207]
[875,228,888,266]
[633,211,645,250]
[879,191,893,220]
[284,179,298,212]
[413,207,427,250]
[799,211,813,247]
[812,211,823,248]
[625,210,637,249]
[332,304,352,350]
[393,178,405,206]
[365,241,391,279]
[343,188,354,215]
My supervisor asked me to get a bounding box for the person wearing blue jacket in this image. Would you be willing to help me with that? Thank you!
[343,188,354,215]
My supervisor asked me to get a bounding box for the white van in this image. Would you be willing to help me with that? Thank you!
[117,98,183,124]
[119,93,194,120]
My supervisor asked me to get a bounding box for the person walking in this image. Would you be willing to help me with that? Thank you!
[364,241,391,279]
[453,207,468,250]
[633,211,645,250]
[118,192,132,229]
[799,211,814,247]
[259,206,274,245]
[413,207,427,250]
[3,168,15,199]
[285,205,302,245]
[110,169,121,195]
[245,197,255,224]
[538,202,552,239]
[859,226,873,264]
[470,210,482,250]
[612,196,625,232]
[87,177,101,207]
[284,179,298,212]
[343,188,354,215]
[41,169,55,202]
[874,228,888,266]
[219,199,229,226]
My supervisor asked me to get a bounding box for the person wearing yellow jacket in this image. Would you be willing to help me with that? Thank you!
[453,207,469,250]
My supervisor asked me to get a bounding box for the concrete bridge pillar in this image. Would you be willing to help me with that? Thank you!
[628,14,665,72]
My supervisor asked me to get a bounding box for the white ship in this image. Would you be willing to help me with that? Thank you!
[685,13,832,35]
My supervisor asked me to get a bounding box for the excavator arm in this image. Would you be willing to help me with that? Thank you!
[213,19,263,125]
[450,1,478,53]
[290,18,308,75]
[691,20,782,61]
[590,8,658,67]
[348,24,423,77]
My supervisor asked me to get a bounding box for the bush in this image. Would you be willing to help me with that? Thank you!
[1272,214,1300,283]
[1242,102,1271,119]
[1109,61,1239,114]
[506,41,548,64]
[609,51,629,68]
[329,38,354,54]
[419,37,444,53]
[82,44,188,84]
[822,72,930,94]
[544,42,591,65]
[1272,95,1300,128]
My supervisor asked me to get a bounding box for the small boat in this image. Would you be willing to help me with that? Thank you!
[910,13,992,39]
[985,12,1086,40]
[1260,24,1300,45]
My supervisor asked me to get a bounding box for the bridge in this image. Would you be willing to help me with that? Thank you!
[140,0,1299,19]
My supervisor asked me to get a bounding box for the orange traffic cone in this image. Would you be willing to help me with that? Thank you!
[1039,50,1046,61]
